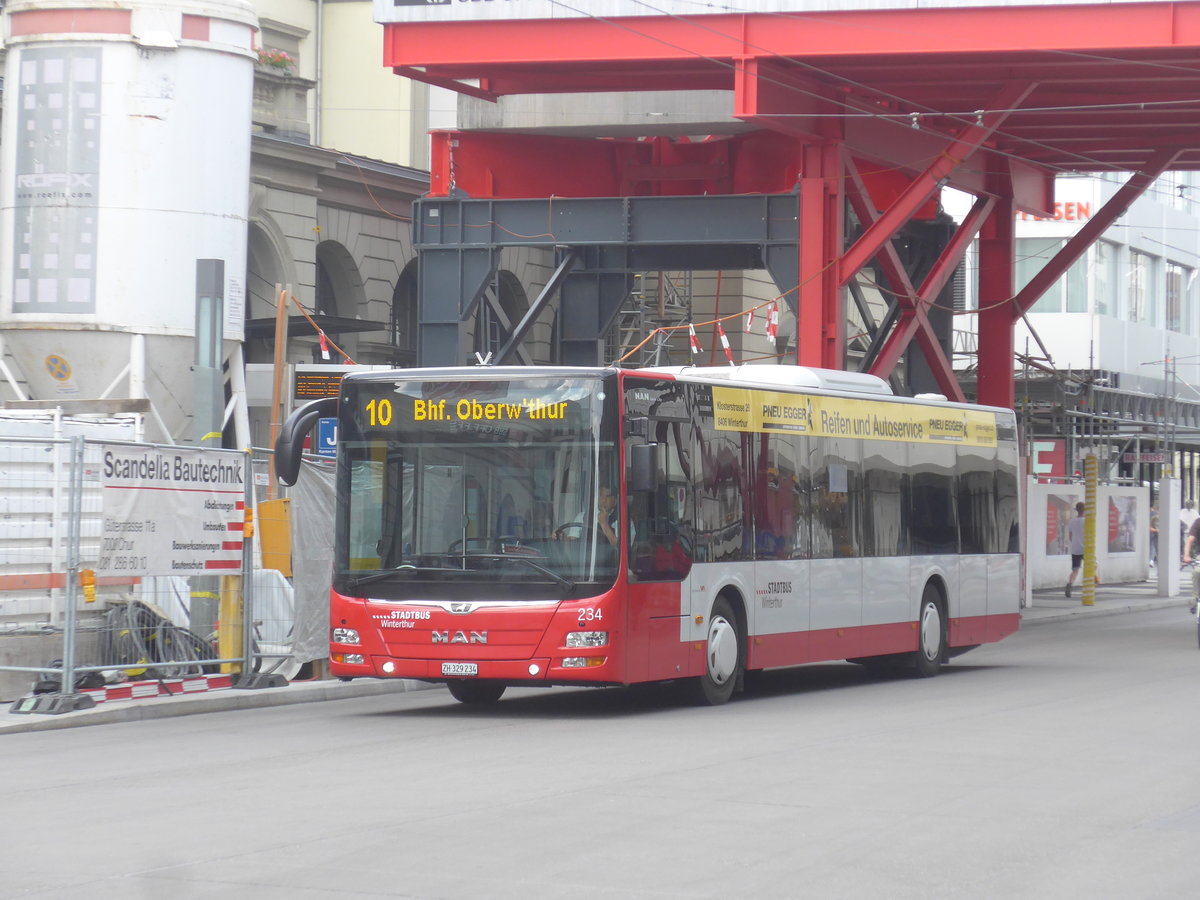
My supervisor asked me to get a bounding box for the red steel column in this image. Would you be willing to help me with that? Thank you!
[796,143,844,369]
[977,195,1017,410]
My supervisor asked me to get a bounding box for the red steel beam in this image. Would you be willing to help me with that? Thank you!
[843,154,919,312]
[839,81,1036,282]
[394,67,498,102]
[734,58,844,143]
[796,142,845,370]
[382,5,1200,75]
[862,195,995,397]
[976,192,1017,410]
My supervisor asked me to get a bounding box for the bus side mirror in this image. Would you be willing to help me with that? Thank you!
[631,443,659,493]
[275,396,338,485]
[625,416,649,437]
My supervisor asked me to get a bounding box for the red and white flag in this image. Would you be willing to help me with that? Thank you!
[744,308,755,333]
[717,322,735,367]
[766,302,780,340]
[318,330,331,360]
[688,323,701,356]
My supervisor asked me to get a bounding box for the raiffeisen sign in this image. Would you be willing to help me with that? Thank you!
[375,0,1104,24]
[1017,202,1093,222]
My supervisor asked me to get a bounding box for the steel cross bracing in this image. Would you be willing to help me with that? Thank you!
[387,1,1200,406]
[413,194,801,368]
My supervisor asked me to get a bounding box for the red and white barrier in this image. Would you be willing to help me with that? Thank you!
[80,673,234,704]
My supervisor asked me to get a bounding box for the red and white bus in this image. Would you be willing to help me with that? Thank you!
[275,364,1022,705]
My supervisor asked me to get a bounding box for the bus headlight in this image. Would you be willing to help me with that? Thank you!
[562,657,607,668]
[565,630,609,648]
[332,628,360,644]
[332,653,365,665]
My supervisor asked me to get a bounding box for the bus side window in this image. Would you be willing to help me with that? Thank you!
[812,438,861,559]
[695,424,746,564]
[910,445,958,555]
[996,445,1021,554]
[864,444,907,557]
[748,432,806,564]
[957,445,996,554]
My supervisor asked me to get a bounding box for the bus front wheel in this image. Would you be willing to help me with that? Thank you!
[446,680,506,705]
[914,586,946,678]
[688,597,743,705]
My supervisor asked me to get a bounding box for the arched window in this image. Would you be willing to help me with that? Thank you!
[391,261,419,366]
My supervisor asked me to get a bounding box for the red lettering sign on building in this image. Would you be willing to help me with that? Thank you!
[1018,202,1092,222]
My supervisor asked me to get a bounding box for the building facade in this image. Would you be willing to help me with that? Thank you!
[954,173,1200,497]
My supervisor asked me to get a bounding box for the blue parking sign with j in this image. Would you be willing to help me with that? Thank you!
[316,417,338,457]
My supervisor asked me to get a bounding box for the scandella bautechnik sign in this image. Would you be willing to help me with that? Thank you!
[96,445,247,577]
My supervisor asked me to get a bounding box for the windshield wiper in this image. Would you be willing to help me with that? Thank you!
[347,564,457,588]
[347,556,575,592]
[460,553,577,591]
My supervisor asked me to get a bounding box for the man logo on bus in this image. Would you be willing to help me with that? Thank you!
[432,630,488,644]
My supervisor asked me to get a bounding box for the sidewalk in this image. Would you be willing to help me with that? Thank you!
[1024,572,1191,624]
[1,674,435,736]
[3,577,1191,735]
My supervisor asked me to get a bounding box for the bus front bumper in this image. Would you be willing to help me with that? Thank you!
[330,654,615,684]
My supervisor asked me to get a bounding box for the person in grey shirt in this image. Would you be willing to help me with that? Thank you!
[1065,502,1086,598]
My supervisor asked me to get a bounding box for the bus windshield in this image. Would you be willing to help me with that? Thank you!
[334,373,619,601]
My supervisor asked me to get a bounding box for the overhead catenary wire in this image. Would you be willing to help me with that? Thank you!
[545,0,1198,177]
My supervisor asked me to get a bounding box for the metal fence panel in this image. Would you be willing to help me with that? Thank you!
[0,436,273,704]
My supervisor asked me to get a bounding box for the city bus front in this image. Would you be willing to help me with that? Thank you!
[328,368,624,701]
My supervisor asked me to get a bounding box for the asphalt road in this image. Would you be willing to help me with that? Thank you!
[4,607,1199,899]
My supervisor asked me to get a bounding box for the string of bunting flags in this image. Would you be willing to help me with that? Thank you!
[694,298,781,366]
[618,295,788,366]
[746,300,780,340]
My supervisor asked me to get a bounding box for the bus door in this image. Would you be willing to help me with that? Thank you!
[808,436,865,660]
[622,381,694,682]
[861,443,912,655]
[749,430,811,669]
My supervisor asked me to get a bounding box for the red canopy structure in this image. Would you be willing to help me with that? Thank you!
[382,1,1200,408]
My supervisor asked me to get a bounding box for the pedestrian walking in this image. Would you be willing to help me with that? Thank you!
[1066,501,1086,597]
[1149,506,1159,568]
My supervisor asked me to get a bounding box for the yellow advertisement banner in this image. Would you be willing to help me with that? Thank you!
[712,387,998,447]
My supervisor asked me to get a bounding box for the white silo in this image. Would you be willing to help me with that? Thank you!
[0,0,257,441]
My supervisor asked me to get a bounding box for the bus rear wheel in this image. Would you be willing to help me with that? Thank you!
[913,586,946,678]
[687,597,743,705]
[446,680,506,705]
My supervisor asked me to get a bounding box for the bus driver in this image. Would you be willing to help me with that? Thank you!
[556,485,620,546]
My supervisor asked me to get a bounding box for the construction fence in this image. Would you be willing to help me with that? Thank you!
[0,435,305,709]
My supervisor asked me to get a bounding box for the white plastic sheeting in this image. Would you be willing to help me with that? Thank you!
[290,458,336,664]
